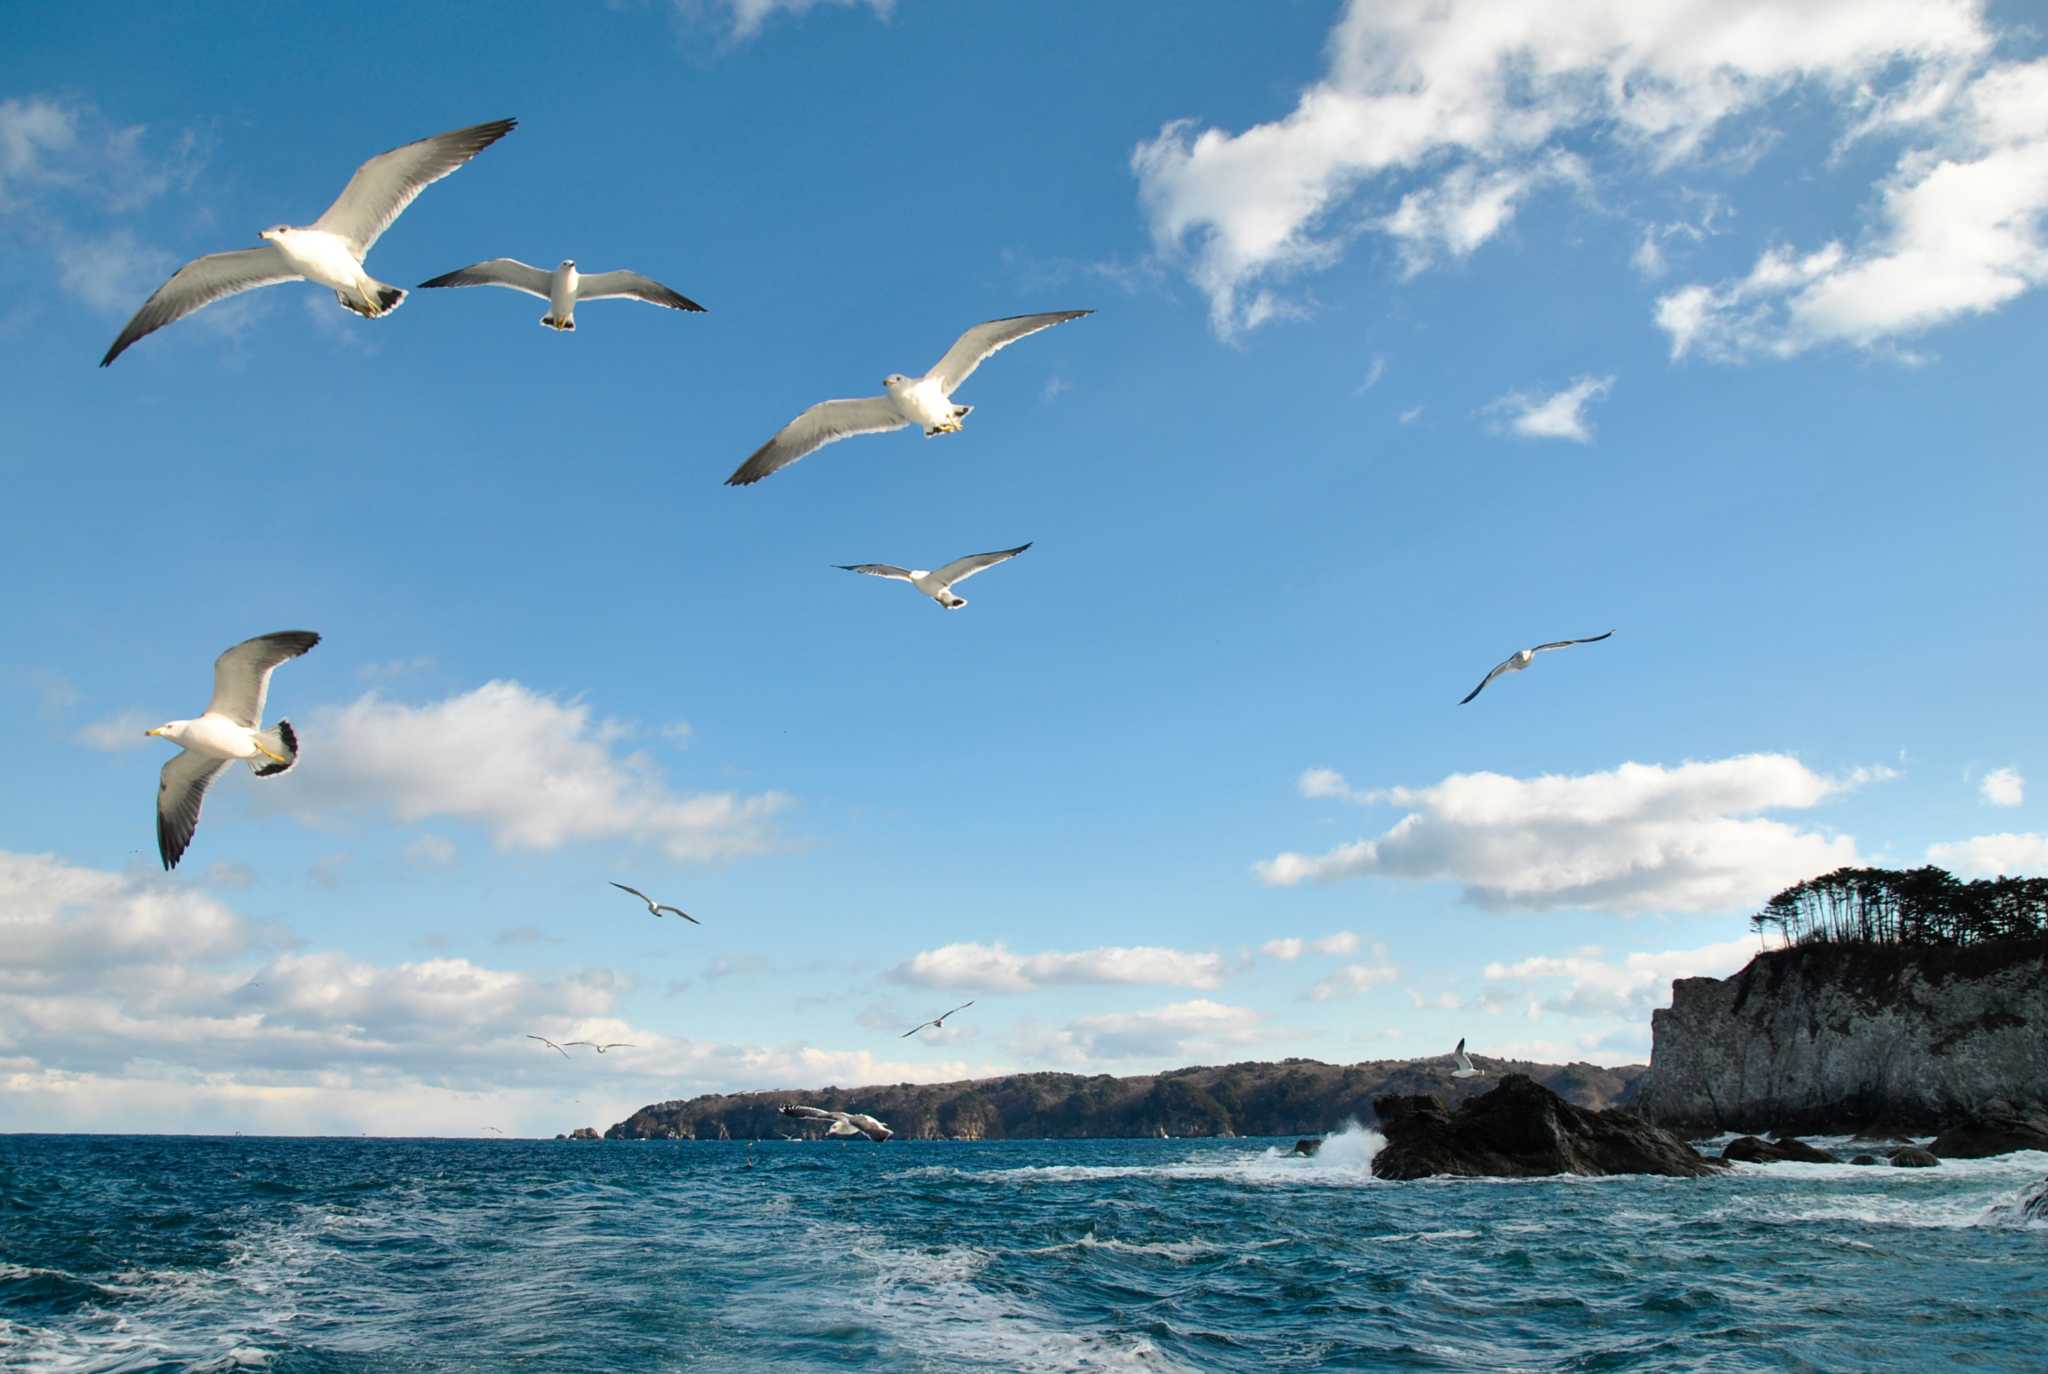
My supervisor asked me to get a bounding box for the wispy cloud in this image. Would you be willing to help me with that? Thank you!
[1926,832,2048,877]
[675,0,893,44]
[1484,937,1759,1018]
[75,709,156,752]
[1485,374,1616,443]
[890,941,1226,992]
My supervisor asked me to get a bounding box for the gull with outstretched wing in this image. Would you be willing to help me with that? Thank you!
[901,1001,975,1038]
[779,1104,894,1141]
[1459,631,1613,705]
[725,311,1090,486]
[609,882,700,924]
[837,543,1031,611]
[417,258,704,331]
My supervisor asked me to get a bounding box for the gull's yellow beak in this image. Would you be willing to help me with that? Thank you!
[145,727,163,737]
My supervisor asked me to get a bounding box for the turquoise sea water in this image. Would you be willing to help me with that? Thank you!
[2,1128,2043,1372]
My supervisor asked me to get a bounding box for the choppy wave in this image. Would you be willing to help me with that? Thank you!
[2,1133,2043,1372]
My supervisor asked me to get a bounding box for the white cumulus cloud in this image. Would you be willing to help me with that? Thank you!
[1926,832,2048,878]
[890,941,1225,992]
[1032,999,1271,1062]
[1257,754,1884,913]
[1483,936,1759,1018]
[1980,767,2025,807]
[1307,958,1399,1002]
[1485,374,1616,443]
[1130,0,1992,336]
[281,682,789,861]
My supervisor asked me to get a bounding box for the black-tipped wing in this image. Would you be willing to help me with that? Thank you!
[575,270,705,312]
[314,118,517,257]
[527,1035,570,1058]
[726,396,908,486]
[652,905,700,925]
[610,881,652,904]
[1454,1037,1466,1057]
[157,750,231,870]
[101,246,300,367]
[1531,631,1615,654]
[836,563,915,582]
[208,631,320,728]
[932,544,1030,588]
[1458,658,1516,705]
[925,311,1091,393]
[417,258,551,298]
[780,1104,840,1123]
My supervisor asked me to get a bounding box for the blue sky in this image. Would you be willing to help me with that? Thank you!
[2,0,2043,1136]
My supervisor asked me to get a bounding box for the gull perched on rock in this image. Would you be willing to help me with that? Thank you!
[836,543,1030,611]
[902,1001,974,1038]
[100,118,516,366]
[1459,631,1613,705]
[416,258,704,330]
[609,882,700,924]
[780,1104,894,1141]
[724,311,1091,486]
[147,631,320,870]
[1451,1038,1482,1079]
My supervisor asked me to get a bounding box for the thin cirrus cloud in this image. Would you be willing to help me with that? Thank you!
[1484,375,1616,443]
[1307,953,1399,1003]
[75,709,158,752]
[1925,832,2048,878]
[1258,754,1891,913]
[276,681,789,861]
[1028,999,1271,1063]
[890,941,1226,992]
[1259,931,1361,961]
[1127,0,2001,339]
[686,0,893,44]
[1979,767,2025,807]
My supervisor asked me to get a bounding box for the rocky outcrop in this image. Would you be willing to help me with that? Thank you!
[1369,1075,1723,1180]
[1928,1109,2048,1159]
[1636,940,2048,1135]
[1721,1135,1837,1164]
[1888,1146,1939,1167]
[603,1056,1647,1141]
[1290,1138,1322,1156]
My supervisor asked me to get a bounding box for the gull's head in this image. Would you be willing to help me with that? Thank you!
[258,226,289,242]
[560,259,576,269]
[883,372,910,390]
[145,721,185,743]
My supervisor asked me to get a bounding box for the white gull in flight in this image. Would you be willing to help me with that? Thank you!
[609,882,700,924]
[101,118,516,366]
[901,1001,974,1038]
[1459,631,1613,705]
[724,311,1090,486]
[147,631,320,870]
[780,1104,894,1141]
[1451,1038,1482,1079]
[416,258,704,330]
[836,543,1030,611]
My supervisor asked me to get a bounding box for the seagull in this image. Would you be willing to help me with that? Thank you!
[527,1035,571,1058]
[100,118,517,366]
[779,1104,894,1142]
[147,631,320,870]
[1451,1038,1482,1079]
[837,544,1030,611]
[564,1042,636,1054]
[609,882,700,924]
[901,1001,975,1038]
[416,258,704,330]
[1458,631,1613,705]
[724,311,1091,486]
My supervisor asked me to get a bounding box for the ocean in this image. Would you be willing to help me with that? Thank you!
[1,1128,2043,1372]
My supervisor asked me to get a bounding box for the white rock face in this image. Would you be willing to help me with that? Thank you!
[1636,943,2048,1134]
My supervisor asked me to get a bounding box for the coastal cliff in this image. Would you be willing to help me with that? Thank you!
[603,1055,1645,1141]
[1637,939,2048,1134]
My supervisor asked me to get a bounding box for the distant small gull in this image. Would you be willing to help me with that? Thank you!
[902,1001,975,1038]
[527,1035,570,1058]
[565,1042,636,1054]
[725,311,1091,486]
[101,118,516,366]
[147,631,320,870]
[780,1104,894,1141]
[610,882,700,924]
[837,543,1030,611]
[417,258,704,330]
[1452,1037,1482,1079]
[1459,631,1613,705]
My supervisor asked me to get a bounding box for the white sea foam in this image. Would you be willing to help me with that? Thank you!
[949,1122,1388,1190]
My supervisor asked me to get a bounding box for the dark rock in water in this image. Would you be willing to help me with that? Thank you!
[566,1126,600,1141]
[1849,1154,1879,1166]
[1290,1138,1321,1157]
[1852,1122,1918,1143]
[1929,1112,2048,1159]
[1722,1135,1838,1164]
[2022,1178,2048,1222]
[1888,1146,1939,1168]
[1370,1074,1723,1180]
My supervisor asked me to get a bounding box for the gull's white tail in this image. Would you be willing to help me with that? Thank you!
[251,720,299,778]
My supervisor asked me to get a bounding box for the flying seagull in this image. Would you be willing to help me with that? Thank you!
[417,258,704,330]
[100,118,517,366]
[901,1001,975,1038]
[609,882,700,924]
[564,1042,636,1054]
[724,310,1091,486]
[837,543,1030,611]
[779,1104,894,1142]
[1451,1038,1482,1079]
[147,631,320,870]
[1459,631,1613,705]
[527,1035,570,1059]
